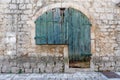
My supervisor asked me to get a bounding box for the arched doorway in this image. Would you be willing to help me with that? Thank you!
[35,8,92,68]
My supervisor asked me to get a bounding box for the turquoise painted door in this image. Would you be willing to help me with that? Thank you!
[35,8,92,61]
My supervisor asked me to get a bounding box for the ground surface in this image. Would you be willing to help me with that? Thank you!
[0,72,120,80]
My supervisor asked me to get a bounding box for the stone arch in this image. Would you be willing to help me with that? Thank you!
[31,2,96,54]
[28,2,96,71]
[32,2,94,23]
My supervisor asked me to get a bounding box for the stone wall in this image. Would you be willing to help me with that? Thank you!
[0,0,120,73]
[0,45,64,73]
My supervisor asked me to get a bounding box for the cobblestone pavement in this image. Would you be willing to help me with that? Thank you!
[0,72,120,80]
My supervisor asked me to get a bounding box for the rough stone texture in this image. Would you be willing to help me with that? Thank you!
[0,0,120,73]
[0,72,114,80]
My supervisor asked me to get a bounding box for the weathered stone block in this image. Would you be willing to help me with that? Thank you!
[23,63,30,68]
[19,4,26,9]
[45,67,53,73]
[116,62,120,66]
[5,50,16,56]
[25,69,32,73]
[37,63,46,72]
[95,8,105,13]
[33,68,39,73]
[25,0,30,3]
[11,0,16,4]
[100,29,107,32]
[105,62,112,67]
[27,4,32,9]
[24,10,32,14]
[55,62,63,67]
[21,15,28,20]
[116,33,120,41]
[0,56,5,60]
[11,67,19,73]
[30,63,37,68]
[115,50,120,56]
[9,4,17,9]
[28,53,38,57]
[10,62,17,67]
[0,0,11,3]
[19,0,24,3]
[102,57,109,61]
[53,66,63,73]
[2,66,11,73]
[107,14,114,20]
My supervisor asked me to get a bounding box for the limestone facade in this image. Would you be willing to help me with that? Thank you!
[0,0,120,73]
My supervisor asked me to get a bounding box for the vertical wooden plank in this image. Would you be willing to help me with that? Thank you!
[60,8,64,44]
[84,25,91,55]
[80,12,86,56]
[58,8,63,44]
[68,8,74,61]
[77,12,82,61]
[71,8,76,61]
[53,8,61,44]
[80,11,84,56]
[63,8,68,44]
[40,13,47,44]
[47,9,54,44]
[35,17,41,44]
[72,8,80,61]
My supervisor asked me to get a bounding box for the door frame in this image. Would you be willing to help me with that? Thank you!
[29,2,96,72]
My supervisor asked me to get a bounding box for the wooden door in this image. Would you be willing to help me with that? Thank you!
[35,8,92,68]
